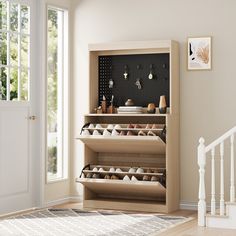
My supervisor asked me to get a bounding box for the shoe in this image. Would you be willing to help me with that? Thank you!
[92,173,100,179]
[107,124,114,129]
[88,124,95,129]
[128,167,136,173]
[151,176,158,181]
[109,167,115,172]
[82,130,90,135]
[86,173,93,178]
[119,131,126,136]
[143,175,150,181]
[134,124,142,129]
[147,131,156,136]
[152,124,158,129]
[104,174,111,179]
[92,167,98,171]
[123,175,130,181]
[93,130,101,135]
[95,124,103,129]
[114,124,121,129]
[127,131,134,136]
[127,124,134,129]
[111,129,120,136]
[145,124,152,129]
[111,175,119,180]
[136,168,144,173]
[103,129,111,136]
[138,130,146,136]
[98,168,104,172]
[115,168,122,172]
[131,176,138,181]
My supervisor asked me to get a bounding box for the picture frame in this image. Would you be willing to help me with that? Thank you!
[187,37,212,70]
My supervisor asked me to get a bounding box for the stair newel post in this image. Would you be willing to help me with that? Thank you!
[211,148,216,215]
[198,137,206,226]
[220,142,225,215]
[230,134,235,203]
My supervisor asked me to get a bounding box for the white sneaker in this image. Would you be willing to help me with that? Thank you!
[82,130,90,135]
[128,167,136,173]
[136,168,144,173]
[115,168,122,172]
[123,175,131,181]
[103,129,111,136]
[109,167,115,172]
[95,124,103,129]
[88,124,95,129]
[131,176,138,181]
[107,124,114,129]
[111,129,120,136]
[93,130,101,135]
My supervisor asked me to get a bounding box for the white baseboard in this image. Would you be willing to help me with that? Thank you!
[0,207,38,218]
[44,195,82,208]
[179,201,198,210]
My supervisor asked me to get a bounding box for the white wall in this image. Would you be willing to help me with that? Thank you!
[71,0,236,206]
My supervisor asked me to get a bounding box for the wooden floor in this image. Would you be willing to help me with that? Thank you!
[54,202,236,236]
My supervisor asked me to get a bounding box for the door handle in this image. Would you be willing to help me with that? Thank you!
[27,115,37,120]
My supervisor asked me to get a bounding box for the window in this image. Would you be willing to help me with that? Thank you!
[47,7,68,181]
[0,0,30,101]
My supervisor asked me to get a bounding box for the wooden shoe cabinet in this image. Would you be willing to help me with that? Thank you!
[76,40,179,213]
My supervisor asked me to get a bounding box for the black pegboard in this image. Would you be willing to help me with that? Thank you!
[98,53,169,107]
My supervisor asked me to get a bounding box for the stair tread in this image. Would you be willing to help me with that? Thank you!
[206,213,229,218]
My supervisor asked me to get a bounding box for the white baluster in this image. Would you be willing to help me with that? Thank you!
[220,142,225,215]
[198,138,206,226]
[211,148,216,215]
[230,134,235,202]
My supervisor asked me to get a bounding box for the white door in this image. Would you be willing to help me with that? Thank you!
[0,0,40,215]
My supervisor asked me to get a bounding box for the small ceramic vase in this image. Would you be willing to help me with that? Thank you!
[147,103,156,114]
[159,95,167,114]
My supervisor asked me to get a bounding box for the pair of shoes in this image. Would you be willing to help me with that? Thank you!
[127,124,142,129]
[128,167,144,173]
[145,124,158,129]
[123,175,138,181]
[103,129,120,136]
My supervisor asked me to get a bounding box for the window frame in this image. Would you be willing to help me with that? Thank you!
[0,0,31,101]
[45,5,69,183]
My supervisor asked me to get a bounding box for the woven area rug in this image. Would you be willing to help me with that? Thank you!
[0,209,192,236]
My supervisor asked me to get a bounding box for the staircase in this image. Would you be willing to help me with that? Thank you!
[198,126,236,229]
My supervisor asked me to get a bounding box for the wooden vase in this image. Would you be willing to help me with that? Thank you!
[159,95,167,114]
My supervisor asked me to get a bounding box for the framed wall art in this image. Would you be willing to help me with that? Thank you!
[187,37,212,70]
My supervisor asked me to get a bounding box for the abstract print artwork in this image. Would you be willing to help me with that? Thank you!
[188,37,211,70]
